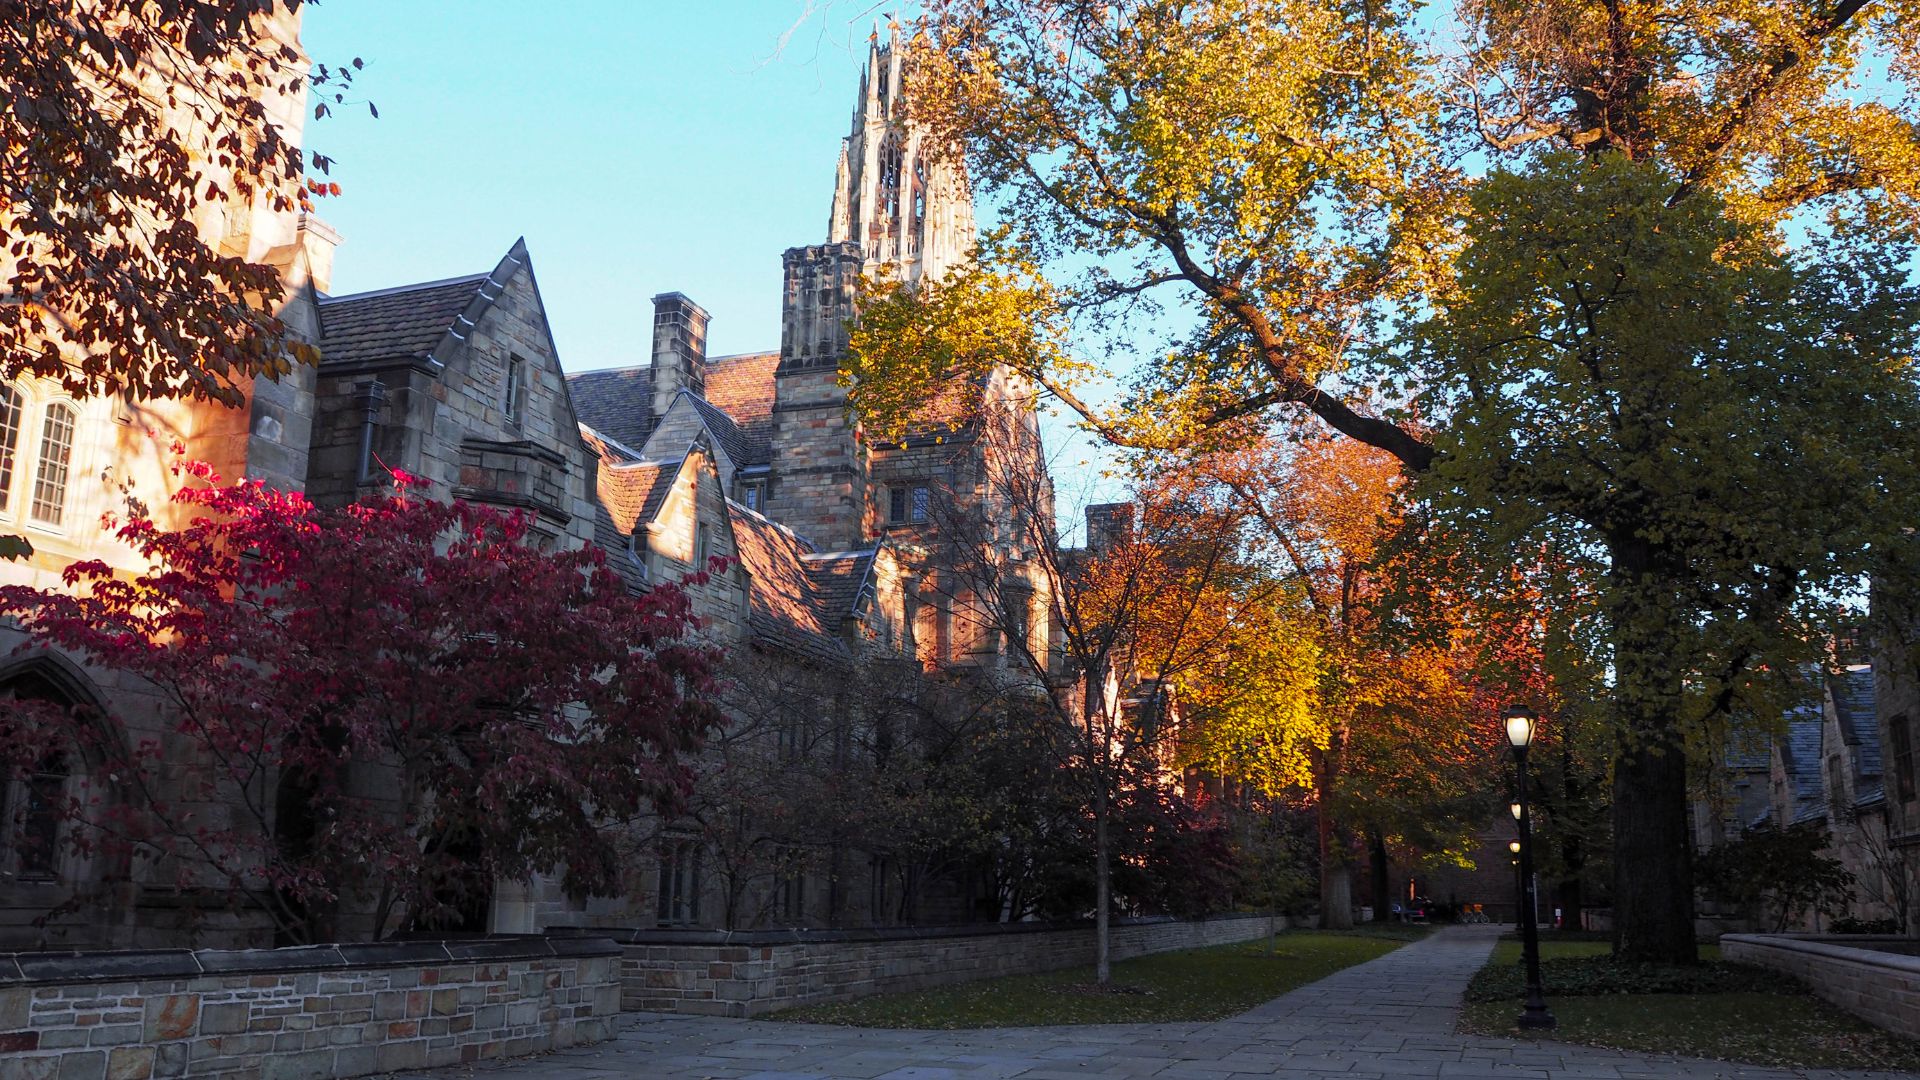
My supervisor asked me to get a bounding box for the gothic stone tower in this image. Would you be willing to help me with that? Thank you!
[766,22,976,551]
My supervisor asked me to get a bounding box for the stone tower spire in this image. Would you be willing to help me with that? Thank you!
[824,19,975,283]
[770,16,979,552]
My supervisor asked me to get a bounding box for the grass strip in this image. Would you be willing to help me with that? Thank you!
[774,925,1426,1029]
[1461,938,1920,1071]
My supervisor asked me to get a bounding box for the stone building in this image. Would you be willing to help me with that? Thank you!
[1,18,1051,944]
[1692,664,1910,932]
[0,6,338,946]
[549,24,1053,931]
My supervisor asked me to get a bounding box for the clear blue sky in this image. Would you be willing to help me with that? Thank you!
[301,0,1123,515]
[302,1,892,367]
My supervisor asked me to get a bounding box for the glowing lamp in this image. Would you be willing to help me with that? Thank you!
[1503,705,1538,749]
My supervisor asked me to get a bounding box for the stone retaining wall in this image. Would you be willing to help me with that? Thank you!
[603,913,1281,1017]
[0,936,621,1080]
[1720,933,1920,1039]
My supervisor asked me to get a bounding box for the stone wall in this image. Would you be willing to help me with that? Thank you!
[604,913,1280,1017]
[0,936,621,1080]
[1720,933,1920,1039]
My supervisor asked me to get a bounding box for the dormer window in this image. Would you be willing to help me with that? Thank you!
[740,480,765,513]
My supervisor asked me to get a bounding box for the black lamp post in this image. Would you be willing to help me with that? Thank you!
[1504,704,1556,1030]
[1507,840,1522,922]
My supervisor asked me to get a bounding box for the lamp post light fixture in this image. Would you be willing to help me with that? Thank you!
[1508,840,1522,922]
[1503,704,1556,1030]
[1510,801,1523,821]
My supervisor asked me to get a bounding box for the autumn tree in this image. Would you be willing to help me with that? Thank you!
[1411,154,1920,958]
[847,0,1920,961]
[0,464,725,944]
[923,414,1271,981]
[1173,432,1491,929]
[2,0,359,405]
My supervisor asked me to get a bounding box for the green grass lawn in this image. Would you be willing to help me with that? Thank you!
[1460,937,1920,1071]
[773,925,1427,1029]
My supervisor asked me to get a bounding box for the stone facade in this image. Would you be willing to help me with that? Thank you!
[1721,933,1920,1039]
[549,25,1054,934]
[604,914,1278,1017]
[1,16,1055,950]
[1691,663,1914,932]
[0,936,620,1080]
[0,5,339,949]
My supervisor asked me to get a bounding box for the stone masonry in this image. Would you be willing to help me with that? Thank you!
[0,937,620,1080]
[609,913,1279,1017]
[1720,933,1920,1039]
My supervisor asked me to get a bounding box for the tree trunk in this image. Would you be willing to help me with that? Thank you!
[1608,542,1698,964]
[1320,855,1353,930]
[1094,780,1112,984]
[1317,807,1353,930]
[1367,830,1391,923]
[1558,742,1586,932]
[1315,747,1353,930]
[1610,740,1695,963]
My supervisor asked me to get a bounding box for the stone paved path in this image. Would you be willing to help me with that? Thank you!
[394,925,1914,1079]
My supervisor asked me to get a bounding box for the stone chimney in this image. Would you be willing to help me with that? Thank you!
[297,212,341,295]
[1085,502,1134,553]
[650,292,710,419]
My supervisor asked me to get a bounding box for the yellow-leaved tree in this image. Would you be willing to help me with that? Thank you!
[845,0,1920,962]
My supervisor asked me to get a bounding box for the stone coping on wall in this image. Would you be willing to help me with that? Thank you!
[1721,933,1920,972]
[557,910,1271,947]
[1720,932,1920,1040]
[0,934,621,986]
[604,912,1282,1017]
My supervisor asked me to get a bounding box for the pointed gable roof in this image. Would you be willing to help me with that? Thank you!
[683,391,754,470]
[317,239,534,373]
[598,456,680,535]
[805,549,878,626]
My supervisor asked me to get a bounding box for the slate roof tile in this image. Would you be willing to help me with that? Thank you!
[1777,705,1826,820]
[804,550,877,629]
[598,457,679,535]
[317,274,489,368]
[684,392,755,470]
[704,352,777,466]
[568,366,656,453]
[728,501,881,662]
[593,503,647,594]
[1832,666,1883,777]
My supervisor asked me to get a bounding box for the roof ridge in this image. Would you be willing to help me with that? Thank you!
[605,456,678,472]
[567,363,650,379]
[707,350,780,364]
[725,497,816,552]
[318,273,489,305]
[577,422,648,462]
[804,548,878,561]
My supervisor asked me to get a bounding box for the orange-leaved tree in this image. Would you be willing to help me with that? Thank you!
[1174,431,1491,928]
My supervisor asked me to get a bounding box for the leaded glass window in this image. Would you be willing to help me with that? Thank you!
[30,402,75,526]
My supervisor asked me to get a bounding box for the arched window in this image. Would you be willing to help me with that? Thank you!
[7,753,68,880]
[879,141,903,231]
[29,401,75,527]
[0,385,21,511]
[1,668,84,881]
[910,158,928,256]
